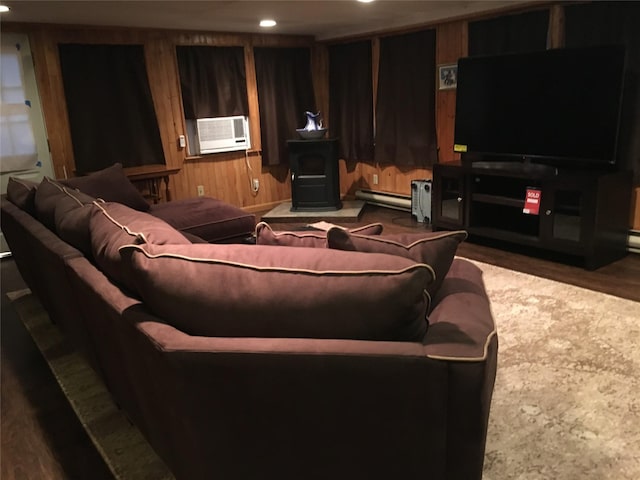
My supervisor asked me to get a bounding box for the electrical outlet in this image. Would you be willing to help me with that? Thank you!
[197,185,205,197]
[252,178,260,191]
[373,174,379,185]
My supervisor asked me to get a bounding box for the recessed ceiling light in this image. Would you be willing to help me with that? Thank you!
[357,0,375,3]
[260,19,277,28]
[0,5,10,13]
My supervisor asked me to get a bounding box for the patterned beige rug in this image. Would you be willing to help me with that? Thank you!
[8,258,640,479]
[472,259,640,480]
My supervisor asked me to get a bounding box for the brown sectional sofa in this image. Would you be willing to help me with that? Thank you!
[1,170,498,480]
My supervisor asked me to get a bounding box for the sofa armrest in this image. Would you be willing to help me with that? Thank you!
[425,257,497,360]
[424,257,498,479]
[2,197,85,333]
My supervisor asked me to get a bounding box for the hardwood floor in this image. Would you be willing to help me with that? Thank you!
[1,204,638,479]
[1,260,113,480]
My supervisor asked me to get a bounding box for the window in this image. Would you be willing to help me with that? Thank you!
[468,10,550,56]
[1,38,38,173]
[58,44,165,173]
[176,46,249,156]
[375,29,437,167]
[254,47,315,166]
[329,40,374,162]
[565,1,640,182]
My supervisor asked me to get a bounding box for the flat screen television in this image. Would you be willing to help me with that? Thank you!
[453,45,626,170]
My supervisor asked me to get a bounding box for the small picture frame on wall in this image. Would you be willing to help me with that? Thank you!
[438,64,458,90]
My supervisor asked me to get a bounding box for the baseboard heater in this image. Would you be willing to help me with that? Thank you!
[628,229,640,254]
[355,189,411,211]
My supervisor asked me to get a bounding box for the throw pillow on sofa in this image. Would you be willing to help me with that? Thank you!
[121,242,434,341]
[54,188,102,257]
[90,202,191,293]
[255,221,384,248]
[34,177,85,231]
[6,177,38,215]
[61,162,150,212]
[326,229,468,302]
[56,204,96,257]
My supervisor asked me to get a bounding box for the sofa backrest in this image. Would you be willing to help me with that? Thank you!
[120,241,434,342]
[0,195,97,359]
[1,196,40,292]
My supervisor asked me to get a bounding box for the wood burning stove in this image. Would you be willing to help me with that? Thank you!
[287,138,341,211]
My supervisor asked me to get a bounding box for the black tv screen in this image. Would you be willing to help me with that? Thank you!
[453,45,626,168]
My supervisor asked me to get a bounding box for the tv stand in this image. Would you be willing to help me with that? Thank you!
[471,160,559,177]
[432,161,632,269]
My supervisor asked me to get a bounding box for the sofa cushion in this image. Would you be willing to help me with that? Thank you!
[61,162,150,212]
[34,177,72,231]
[90,202,191,292]
[121,242,433,341]
[54,189,101,257]
[6,177,38,215]
[149,197,255,243]
[255,221,384,248]
[326,229,468,300]
[56,204,96,257]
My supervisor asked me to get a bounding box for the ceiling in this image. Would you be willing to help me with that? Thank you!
[1,1,538,41]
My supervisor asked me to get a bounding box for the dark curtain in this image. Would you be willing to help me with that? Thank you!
[329,41,374,162]
[374,29,437,167]
[58,44,164,173]
[176,46,248,119]
[468,9,550,56]
[565,1,640,183]
[254,47,315,166]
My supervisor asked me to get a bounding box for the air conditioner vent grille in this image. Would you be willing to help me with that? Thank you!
[233,117,245,137]
[199,119,233,142]
[196,115,250,154]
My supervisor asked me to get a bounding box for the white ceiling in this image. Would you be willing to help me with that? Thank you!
[1,1,538,41]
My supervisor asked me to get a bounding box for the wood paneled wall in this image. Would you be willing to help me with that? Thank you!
[4,23,314,212]
[4,21,444,205]
[633,187,640,231]
[4,8,640,228]
[436,21,467,165]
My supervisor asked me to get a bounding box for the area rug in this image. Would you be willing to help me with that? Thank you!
[8,260,640,479]
[470,259,640,480]
[6,289,174,480]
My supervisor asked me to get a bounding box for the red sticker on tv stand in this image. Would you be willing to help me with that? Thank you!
[523,188,541,215]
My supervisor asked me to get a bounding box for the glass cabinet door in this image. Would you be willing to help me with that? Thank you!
[437,173,465,227]
[549,190,583,242]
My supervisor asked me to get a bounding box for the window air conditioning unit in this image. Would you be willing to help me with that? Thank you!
[196,116,250,154]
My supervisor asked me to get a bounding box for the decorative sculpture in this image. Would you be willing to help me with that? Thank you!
[296,111,327,139]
